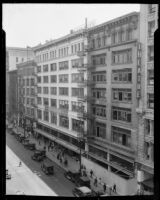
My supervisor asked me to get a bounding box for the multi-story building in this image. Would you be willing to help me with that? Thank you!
[135,4,157,195]
[33,11,140,195]
[8,69,18,119]
[17,60,37,134]
[6,47,34,71]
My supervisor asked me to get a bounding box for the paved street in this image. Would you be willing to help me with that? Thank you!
[6,130,75,196]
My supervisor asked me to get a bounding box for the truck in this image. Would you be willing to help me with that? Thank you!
[41,160,54,175]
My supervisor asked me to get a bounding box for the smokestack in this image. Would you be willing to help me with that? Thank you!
[85,18,87,29]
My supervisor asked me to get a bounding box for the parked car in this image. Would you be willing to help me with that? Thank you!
[64,170,81,183]
[24,142,36,150]
[22,139,30,145]
[41,160,54,175]
[75,176,90,188]
[72,186,92,197]
[31,150,46,162]
[6,169,11,180]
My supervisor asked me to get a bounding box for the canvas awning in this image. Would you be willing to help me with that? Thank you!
[141,178,154,190]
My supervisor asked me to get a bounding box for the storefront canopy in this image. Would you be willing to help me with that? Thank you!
[142,178,154,190]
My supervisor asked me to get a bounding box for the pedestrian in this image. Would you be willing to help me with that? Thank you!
[113,184,116,193]
[57,154,59,160]
[64,159,68,167]
[94,177,98,187]
[90,169,93,178]
[103,183,106,193]
[60,157,62,163]
[48,145,50,151]
[39,140,41,146]
[19,161,22,167]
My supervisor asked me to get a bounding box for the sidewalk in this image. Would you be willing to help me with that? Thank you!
[14,126,118,196]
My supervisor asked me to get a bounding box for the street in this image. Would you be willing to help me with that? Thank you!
[6,130,75,196]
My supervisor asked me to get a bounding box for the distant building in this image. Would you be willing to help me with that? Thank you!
[6,47,34,71]
[8,69,18,119]
[17,60,37,132]
[135,4,157,195]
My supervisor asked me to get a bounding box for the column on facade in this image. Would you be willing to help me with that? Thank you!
[107,152,111,171]
[150,120,154,136]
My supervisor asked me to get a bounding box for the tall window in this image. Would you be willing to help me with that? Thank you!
[72,88,84,97]
[72,101,84,113]
[37,97,42,105]
[50,63,57,71]
[59,74,68,83]
[91,54,106,65]
[43,87,49,94]
[148,69,154,85]
[148,21,155,37]
[43,98,49,106]
[51,99,57,107]
[112,126,131,147]
[72,119,84,133]
[59,115,69,128]
[37,66,41,73]
[37,87,42,94]
[43,65,48,72]
[95,122,106,139]
[59,87,68,96]
[59,61,68,70]
[43,76,48,83]
[59,100,69,110]
[112,106,131,123]
[16,57,18,62]
[92,105,106,118]
[37,109,42,120]
[43,111,49,122]
[37,76,41,83]
[72,73,84,82]
[50,87,57,95]
[147,93,154,109]
[51,75,57,83]
[50,112,57,125]
[148,46,154,61]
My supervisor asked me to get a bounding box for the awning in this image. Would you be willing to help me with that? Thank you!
[141,178,154,190]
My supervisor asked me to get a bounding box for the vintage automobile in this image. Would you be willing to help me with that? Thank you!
[64,170,81,183]
[6,169,11,180]
[24,142,36,150]
[72,186,93,197]
[75,176,91,188]
[41,160,54,175]
[31,150,46,162]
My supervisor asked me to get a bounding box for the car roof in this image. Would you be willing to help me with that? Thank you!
[77,186,91,193]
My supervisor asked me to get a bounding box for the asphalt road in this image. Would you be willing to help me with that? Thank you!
[6,130,75,196]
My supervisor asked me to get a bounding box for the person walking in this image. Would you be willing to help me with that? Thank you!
[103,183,106,193]
[90,169,93,178]
[113,184,116,193]
[39,140,41,146]
[19,161,22,167]
[94,177,98,187]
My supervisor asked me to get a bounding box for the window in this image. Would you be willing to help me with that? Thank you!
[50,63,57,71]
[43,87,49,94]
[16,57,18,62]
[59,87,68,96]
[59,61,68,70]
[59,115,69,128]
[37,76,41,83]
[51,75,57,83]
[37,87,41,94]
[92,88,106,99]
[71,58,83,68]
[51,99,57,107]
[112,126,131,147]
[59,74,68,83]
[37,109,42,120]
[92,105,106,118]
[72,88,84,97]
[91,39,95,49]
[112,89,132,102]
[27,98,30,105]
[59,100,69,110]
[145,119,152,135]
[112,69,132,83]
[148,4,156,13]
[148,69,154,85]
[37,97,42,105]
[92,71,106,83]
[43,111,49,122]
[95,122,106,139]
[72,119,84,133]
[51,87,57,95]
[144,142,154,162]
[43,65,48,72]
[31,78,34,86]
[91,54,106,65]
[147,93,154,109]
[148,21,155,37]
[50,112,57,124]
[126,28,132,41]
[37,66,41,73]
[112,106,132,123]
[43,98,49,106]
[112,49,132,65]
[148,46,154,61]
[72,73,84,82]
[43,76,48,83]
[72,101,84,113]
